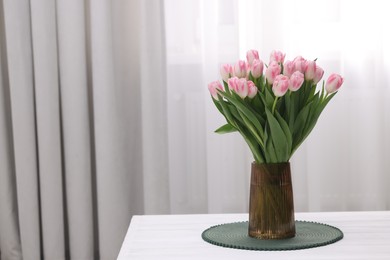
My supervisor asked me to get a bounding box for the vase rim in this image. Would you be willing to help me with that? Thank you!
[252,161,290,166]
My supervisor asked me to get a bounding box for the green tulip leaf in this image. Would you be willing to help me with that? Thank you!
[292,101,312,149]
[264,86,275,109]
[275,111,292,157]
[214,123,237,134]
[237,109,265,149]
[218,97,237,128]
[265,128,278,163]
[266,110,289,162]
[234,121,265,163]
[212,97,224,115]
[219,91,265,138]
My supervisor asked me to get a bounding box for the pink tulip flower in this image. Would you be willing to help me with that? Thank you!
[208,81,224,100]
[283,60,295,78]
[325,74,344,93]
[265,62,281,84]
[246,50,259,66]
[251,59,264,78]
[270,50,286,64]
[293,56,308,73]
[227,76,239,91]
[220,64,233,82]
[234,78,249,99]
[289,71,304,91]
[234,60,247,78]
[272,75,290,97]
[305,60,316,81]
[313,65,324,85]
[247,80,257,98]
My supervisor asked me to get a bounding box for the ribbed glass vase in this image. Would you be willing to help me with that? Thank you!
[248,162,296,239]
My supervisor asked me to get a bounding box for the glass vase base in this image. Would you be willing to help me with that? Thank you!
[248,229,296,240]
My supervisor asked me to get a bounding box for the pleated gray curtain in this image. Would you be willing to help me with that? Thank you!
[0,0,169,259]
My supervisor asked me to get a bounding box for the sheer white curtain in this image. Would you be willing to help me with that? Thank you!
[165,0,390,214]
[165,0,251,214]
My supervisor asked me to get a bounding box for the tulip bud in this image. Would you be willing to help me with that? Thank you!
[270,50,286,64]
[246,50,259,66]
[293,56,308,73]
[227,76,239,91]
[289,71,304,91]
[325,74,344,93]
[305,60,317,81]
[250,59,263,78]
[247,80,257,98]
[234,60,247,78]
[220,64,233,82]
[208,81,224,100]
[283,60,295,78]
[313,65,324,85]
[272,75,290,97]
[234,78,249,99]
[265,62,281,84]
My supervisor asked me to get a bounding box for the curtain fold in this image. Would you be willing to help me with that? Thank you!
[56,0,95,259]
[139,0,170,215]
[30,0,66,258]
[0,1,22,259]
[1,0,42,259]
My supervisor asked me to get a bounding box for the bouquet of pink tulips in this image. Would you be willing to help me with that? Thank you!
[208,50,344,163]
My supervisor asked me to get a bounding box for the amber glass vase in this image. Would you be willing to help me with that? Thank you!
[248,162,295,239]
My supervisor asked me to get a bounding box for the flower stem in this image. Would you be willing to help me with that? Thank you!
[323,92,329,101]
[272,97,279,114]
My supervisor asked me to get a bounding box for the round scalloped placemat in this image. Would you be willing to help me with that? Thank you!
[202,221,343,251]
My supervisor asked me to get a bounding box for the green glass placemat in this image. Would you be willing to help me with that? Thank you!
[202,221,343,251]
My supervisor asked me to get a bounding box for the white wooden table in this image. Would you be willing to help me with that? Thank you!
[117,211,390,259]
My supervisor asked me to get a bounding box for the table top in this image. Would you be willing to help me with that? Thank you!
[117,211,390,259]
